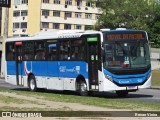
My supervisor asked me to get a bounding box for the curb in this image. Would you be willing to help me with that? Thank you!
[151,87,160,90]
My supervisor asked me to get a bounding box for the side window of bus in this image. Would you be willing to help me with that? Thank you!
[59,40,70,60]
[6,43,15,60]
[23,41,35,60]
[47,40,57,60]
[35,41,46,60]
[71,39,85,60]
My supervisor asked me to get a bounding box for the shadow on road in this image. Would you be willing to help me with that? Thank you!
[10,87,153,99]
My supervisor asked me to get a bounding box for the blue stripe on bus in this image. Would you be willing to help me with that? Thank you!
[103,68,151,85]
[7,61,88,79]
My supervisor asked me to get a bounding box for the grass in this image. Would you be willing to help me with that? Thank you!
[0,88,160,111]
[152,69,160,86]
[0,95,26,104]
[0,70,160,111]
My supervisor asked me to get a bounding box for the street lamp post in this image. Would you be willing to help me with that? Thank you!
[0,0,11,77]
[1,7,9,77]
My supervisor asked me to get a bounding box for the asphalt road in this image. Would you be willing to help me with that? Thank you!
[0,78,159,104]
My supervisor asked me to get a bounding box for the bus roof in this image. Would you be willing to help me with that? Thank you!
[6,30,102,42]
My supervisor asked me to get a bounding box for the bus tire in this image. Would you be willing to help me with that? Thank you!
[29,75,37,92]
[116,90,128,97]
[77,80,88,96]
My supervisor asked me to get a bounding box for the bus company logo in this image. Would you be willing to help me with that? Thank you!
[59,66,66,72]
[75,66,80,73]
[59,66,80,73]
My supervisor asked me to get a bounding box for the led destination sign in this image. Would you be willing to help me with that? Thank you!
[107,33,145,40]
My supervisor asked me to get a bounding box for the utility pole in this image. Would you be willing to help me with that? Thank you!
[1,7,9,77]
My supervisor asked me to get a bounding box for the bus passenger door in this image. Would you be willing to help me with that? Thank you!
[87,37,101,91]
[15,42,23,86]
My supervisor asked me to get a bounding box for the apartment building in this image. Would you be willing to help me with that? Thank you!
[1,0,102,36]
[0,7,2,35]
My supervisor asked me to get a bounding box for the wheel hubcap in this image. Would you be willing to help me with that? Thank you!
[30,79,35,90]
[81,83,87,92]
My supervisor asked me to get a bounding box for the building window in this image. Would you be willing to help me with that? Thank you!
[74,25,81,30]
[42,10,49,16]
[65,12,72,18]
[14,0,21,5]
[42,22,49,28]
[21,0,28,4]
[95,14,101,20]
[42,0,49,3]
[21,22,27,28]
[75,0,82,6]
[65,0,72,5]
[64,24,71,29]
[53,11,60,17]
[53,23,60,29]
[13,23,20,29]
[13,10,20,17]
[21,10,28,16]
[96,1,102,8]
[85,13,92,19]
[86,2,92,7]
[85,25,91,30]
[75,12,81,18]
[54,0,60,4]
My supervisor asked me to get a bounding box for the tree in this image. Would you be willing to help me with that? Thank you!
[92,0,160,47]
[149,1,160,47]
[95,0,153,29]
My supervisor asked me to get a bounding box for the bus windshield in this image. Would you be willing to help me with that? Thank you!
[103,41,150,69]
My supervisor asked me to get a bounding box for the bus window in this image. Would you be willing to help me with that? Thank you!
[59,40,70,60]
[47,42,57,60]
[6,42,15,61]
[70,39,85,60]
[35,41,46,60]
[23,41,35,60]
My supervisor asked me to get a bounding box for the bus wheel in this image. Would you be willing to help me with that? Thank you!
[29,75,37,92]
[116,91,128,97]
[77,80,88,96]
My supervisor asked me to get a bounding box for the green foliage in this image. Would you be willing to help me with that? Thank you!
[93,0,160,48]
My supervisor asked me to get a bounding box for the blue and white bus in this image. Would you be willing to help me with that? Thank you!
[5,29,151,97]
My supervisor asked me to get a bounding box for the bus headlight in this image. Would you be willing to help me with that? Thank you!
[147,72,151,80]
[105,74,113,82]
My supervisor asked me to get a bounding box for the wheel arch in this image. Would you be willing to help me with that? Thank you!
[75,74,88,90]
[76,74,86,82]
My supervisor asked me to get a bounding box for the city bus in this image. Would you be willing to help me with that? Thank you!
[5,29,151,97]
[5,30,102,96]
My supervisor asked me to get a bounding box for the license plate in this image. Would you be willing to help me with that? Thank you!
[127,86,137,90]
